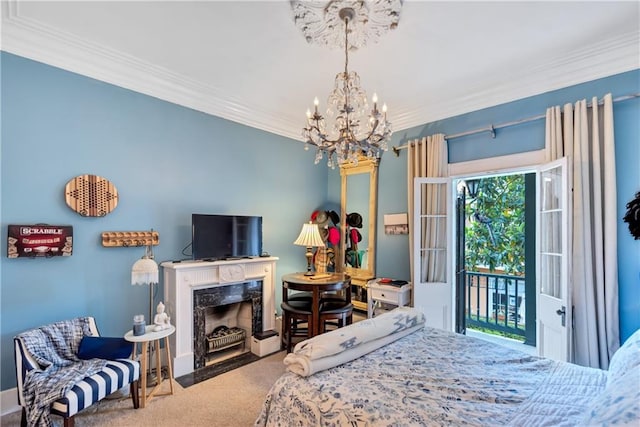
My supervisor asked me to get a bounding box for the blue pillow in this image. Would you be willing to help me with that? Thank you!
[77,336,133,360]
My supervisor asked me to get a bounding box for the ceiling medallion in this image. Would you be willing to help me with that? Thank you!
[291,0,402,51]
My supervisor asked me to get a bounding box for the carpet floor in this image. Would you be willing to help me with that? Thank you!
[1,350,287,427]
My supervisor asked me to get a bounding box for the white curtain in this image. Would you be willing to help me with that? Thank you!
[407,134,448,283]
[545,93,620,369]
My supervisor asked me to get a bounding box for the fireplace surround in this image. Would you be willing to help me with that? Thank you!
[193,281,262,369]
[162,257,278,378]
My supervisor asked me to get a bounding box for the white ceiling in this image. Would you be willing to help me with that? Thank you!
[2,1,639,142]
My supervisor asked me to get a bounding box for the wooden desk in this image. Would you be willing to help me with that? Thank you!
[282,272,351,338]
[124,325,175,408]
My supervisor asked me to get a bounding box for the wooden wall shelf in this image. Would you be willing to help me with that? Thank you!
[102,231,159,247]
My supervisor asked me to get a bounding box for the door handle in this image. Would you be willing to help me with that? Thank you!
[556,306,566,327]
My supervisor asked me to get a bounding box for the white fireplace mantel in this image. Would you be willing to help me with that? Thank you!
[161,257,278,377]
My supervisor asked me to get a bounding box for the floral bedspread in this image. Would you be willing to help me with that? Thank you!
[255,327,607,426]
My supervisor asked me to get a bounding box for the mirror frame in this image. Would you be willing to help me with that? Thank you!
[339,156,379,282]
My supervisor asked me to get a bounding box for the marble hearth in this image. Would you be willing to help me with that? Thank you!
[161,257,278,378]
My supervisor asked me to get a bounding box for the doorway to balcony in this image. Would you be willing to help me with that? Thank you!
[456,172,536,351]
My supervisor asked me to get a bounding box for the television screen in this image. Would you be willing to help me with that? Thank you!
[192,214,262,261]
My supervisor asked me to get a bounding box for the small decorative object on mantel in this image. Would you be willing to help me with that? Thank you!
[65,174,119,217]
[102,230,159,247]
[7,224,73,258]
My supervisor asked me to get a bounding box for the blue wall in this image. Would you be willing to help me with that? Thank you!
[373,69,640,343]
[0,52,328,390]
[1,51,638,391]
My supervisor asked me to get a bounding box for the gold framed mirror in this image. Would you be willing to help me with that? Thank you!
[339,156,378,310]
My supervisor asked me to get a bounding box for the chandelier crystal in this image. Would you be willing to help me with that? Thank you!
[300,6,394,168]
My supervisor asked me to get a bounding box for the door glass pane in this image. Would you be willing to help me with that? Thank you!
[540,211,562,254]
[539,163,563,299]
[417,182,447,283]
[540,254,561,298]
[420,183,447,216]
[420,248,446,282]
[541,169,561,211]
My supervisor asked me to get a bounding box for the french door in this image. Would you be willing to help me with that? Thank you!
[536,157,571,361]
[412,159,570,362]
[455,191,466,334]
[412,177,454,331]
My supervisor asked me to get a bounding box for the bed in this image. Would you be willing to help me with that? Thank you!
[256,307,639,426]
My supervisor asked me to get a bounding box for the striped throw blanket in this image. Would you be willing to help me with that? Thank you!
[17,317,107,427]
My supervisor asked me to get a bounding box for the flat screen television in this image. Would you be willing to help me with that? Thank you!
[192,214,262,261]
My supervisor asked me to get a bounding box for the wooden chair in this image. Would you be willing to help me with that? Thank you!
[280,300,314,353]
[319,298,353,333]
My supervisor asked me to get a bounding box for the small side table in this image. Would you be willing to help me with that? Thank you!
[124,324,175,408]
[367,279,412,318]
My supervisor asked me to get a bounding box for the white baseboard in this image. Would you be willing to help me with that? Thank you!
[1,387,20,416]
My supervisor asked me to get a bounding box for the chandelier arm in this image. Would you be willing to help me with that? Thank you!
[306,138,342,150]
[357,119,390,151]
[304,123,342,147]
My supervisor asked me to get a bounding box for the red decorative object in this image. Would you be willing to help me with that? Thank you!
[7,224,73,258]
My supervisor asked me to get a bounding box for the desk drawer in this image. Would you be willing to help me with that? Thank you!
[370,288,409,305]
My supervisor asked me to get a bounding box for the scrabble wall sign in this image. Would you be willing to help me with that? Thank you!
[7,224,73,258]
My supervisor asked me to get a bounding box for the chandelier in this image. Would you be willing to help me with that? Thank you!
[295,2,399,168]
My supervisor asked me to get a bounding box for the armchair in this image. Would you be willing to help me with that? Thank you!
[14,316,140,427]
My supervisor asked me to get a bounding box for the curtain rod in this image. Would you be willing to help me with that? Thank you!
[392,93,640,156]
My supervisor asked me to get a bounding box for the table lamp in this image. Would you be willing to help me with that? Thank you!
[294,222,326,276]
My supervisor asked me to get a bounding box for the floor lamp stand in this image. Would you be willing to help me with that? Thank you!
[147,282,158,385]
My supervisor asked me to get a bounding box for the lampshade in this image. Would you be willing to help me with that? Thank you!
[294,222,326,248]
[131,257,159,285]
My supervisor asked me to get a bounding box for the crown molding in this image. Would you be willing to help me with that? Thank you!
[1,2,302,141]
[2,1,638,141]
[392,30,640,130]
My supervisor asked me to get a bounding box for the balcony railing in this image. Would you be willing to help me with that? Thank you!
[465,271,526,338]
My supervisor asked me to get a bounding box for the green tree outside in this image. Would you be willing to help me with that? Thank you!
[465,175,525,275]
